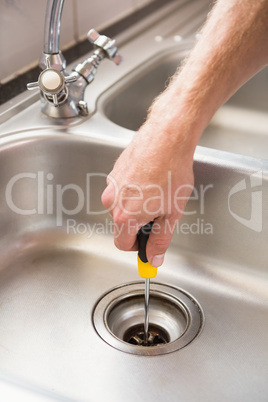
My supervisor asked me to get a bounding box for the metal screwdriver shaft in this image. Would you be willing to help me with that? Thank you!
[144,278,150,345]
[137,222,157,346]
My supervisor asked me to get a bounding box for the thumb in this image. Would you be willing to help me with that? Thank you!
[146,217,177,267]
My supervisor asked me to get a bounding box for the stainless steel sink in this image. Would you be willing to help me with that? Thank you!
[1,0,268,399]
[0,130,267,401]
[101,49,268,160]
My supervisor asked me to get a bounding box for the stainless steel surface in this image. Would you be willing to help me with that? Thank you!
[93,282,203,356]
[1,0,268,399]
[144,278,150,346]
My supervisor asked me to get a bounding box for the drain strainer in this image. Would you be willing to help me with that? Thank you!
[123,323,169,346]
[93,282,204,356]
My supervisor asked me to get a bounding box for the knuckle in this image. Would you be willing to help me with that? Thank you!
[101,189,113,209]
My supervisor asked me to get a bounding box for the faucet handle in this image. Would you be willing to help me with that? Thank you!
[87,29,122,65]
[27,57,78,106]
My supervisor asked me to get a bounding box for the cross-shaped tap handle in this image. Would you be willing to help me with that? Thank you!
[27,57,77,106]
[87,29,122,65]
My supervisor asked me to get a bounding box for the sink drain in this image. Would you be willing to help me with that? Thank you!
[123,323,169,346]
[93,282,204,355]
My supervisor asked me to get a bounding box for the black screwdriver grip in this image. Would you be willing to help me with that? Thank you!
[137,221,154,263]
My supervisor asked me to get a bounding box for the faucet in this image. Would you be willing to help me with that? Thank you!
[27,0,122,119]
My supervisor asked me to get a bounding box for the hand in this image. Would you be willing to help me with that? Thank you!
[101,110,195,267]
[102,0,268,268]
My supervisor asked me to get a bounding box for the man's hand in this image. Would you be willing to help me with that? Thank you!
[101,113,195,267]
[102,0,268,267]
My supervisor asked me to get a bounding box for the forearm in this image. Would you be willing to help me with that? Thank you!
[146,0,268,154]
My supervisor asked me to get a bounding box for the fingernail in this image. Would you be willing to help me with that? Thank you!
[152,254,165,267]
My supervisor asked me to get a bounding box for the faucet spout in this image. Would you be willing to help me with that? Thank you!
[44,0,65,54]
[27,0,122,119]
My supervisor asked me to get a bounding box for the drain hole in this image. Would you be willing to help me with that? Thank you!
[93,283,204,355]
[106,293,188,346]
[123,324,170,346]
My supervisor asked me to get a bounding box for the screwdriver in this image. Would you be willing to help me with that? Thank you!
[137,222,157,346]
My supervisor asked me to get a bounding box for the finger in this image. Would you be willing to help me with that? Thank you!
[113,213,140,251]
[146,217,178,267]
[101,180,117,214]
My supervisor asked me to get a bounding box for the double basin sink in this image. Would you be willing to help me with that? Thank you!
[0,2,268,400]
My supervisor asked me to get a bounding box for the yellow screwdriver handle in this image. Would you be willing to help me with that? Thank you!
[137,222,158,279]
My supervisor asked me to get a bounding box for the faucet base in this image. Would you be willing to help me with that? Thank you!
[39,52,66,71]
[40,94,82,119]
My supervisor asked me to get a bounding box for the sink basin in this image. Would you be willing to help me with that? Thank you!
[0,131,268,400]
[102,49,268,160]
[1,0,268,397]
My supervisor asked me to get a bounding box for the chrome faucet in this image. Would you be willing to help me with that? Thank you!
[27,0,122,118]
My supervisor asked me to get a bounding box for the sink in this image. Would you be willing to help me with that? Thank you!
[101,48,268,160]
[0,1,268,398]
[0,130,268,401]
